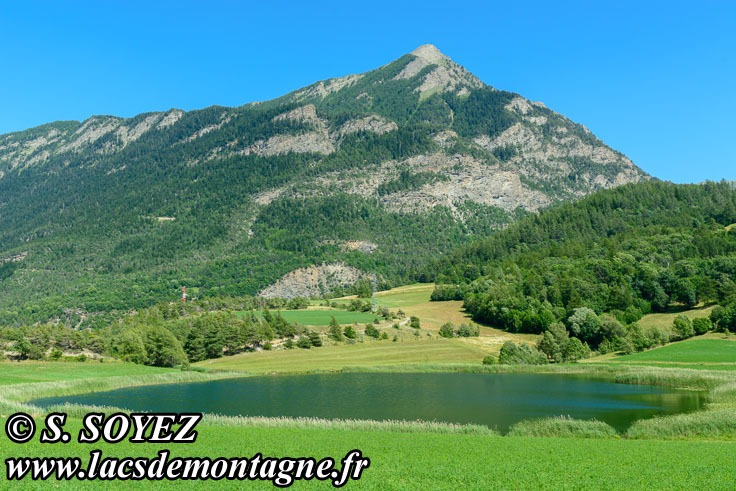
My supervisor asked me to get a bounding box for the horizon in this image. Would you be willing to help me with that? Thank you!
[1,1,734,183]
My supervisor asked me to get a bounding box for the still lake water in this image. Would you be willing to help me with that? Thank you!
[31,373,705,432]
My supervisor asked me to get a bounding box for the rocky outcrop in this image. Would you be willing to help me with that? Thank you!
[337,115,397,137]
[395,44,485,97]
[259,263,367,299]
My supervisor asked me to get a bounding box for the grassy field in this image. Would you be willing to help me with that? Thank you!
[2,419,735,489]
[612,339,736,364]
[0,361,176,386]
[636,305,715,330]
[238,309,380,326]
[195,339,488,373]
[1,360,735,487]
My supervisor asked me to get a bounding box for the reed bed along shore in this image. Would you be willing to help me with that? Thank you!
[507,416,619,438]
[2,362,734,440]
[0,369,246,416]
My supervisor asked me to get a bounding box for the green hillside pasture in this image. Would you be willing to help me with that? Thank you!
[612,339,736,365]
[240,309,380,326]
[196,339,487,373]
[637,305,714,330]
[1,419,735,488]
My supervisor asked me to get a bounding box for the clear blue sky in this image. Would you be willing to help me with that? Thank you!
[1,1,733,183]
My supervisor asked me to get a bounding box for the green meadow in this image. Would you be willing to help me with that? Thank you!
[2,419,735,489]
[196,339,487,373]
[612,339,736,364]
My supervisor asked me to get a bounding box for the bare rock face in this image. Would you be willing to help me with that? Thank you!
[259,263,367,299]
[337,115,397,137]
[394,44,485,97]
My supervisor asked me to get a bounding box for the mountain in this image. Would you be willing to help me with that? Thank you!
[0,45,646,325]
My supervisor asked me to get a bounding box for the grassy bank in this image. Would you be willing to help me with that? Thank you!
[2,419,735,489]
[0,363,245,416]
[195,339,489,373]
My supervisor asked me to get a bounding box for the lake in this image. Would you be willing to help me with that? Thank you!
[31,372,705,432]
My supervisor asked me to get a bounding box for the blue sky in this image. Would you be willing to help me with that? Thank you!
[1,1,733,183]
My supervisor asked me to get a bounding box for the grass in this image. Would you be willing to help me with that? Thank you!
[2,419,736,489]
[1,360,736,486]
[0,360,177,386]
[612,339,736,364]
[238,309,379,326]
[636,304,714,330]
[196,339,488,373]
[507,416,618,438]
[0,362,244,416]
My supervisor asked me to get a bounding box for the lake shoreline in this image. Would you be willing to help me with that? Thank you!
[3,362,733,440]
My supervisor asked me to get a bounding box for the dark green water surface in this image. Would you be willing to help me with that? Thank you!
[31,373,705,432]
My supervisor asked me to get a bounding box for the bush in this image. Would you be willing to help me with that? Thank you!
[692,317,712,335]
[328,317,344,342]
[296,336,312,349]
[482,355,496,365]
[50,348,63,360]
[672,315,695,339]
[262,342,272,350]
[409,316,420,329]
[364,324,380,339]
[308,330,322,347]
[76,354,87,362]
[456,324,480,337]
[284,338,295,349]
[498,341,548,365]
[343,325,357,339]
[645,325,670,346]
[439,323,455,338]
[380,331,388,340]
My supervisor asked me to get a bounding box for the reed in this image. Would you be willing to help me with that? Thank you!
[507,416,619,438]
[201,414,499,435]
[0,370,246,416]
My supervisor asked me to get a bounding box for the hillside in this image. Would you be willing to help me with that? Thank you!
[0,45,646,325]
[430,180,736,356]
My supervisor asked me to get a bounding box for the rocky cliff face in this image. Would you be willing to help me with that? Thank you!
[259,263,367,299]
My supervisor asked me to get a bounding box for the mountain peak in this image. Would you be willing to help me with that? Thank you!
[410,44,448,64]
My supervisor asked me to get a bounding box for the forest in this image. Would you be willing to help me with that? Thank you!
[431,180,736,359]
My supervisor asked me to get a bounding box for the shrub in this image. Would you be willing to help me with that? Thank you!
[308,330,322,347]
[645,325,670,346]
[482,355,496,365]
[296,335,312,349]
[328,317,344,342]
[456,324,480,337]
[364,324,380,339]
[409,316,420,329]
[343,325,357,339]
[284,338,295,349]
[380,331,388,340]
[50,348,63,360]
[672,315,695,339]
[76,354,87,362]
[498,341,548,365]
[262,342,272,350]
[439,323,455,338]
[692,317,712,335]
